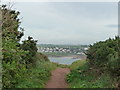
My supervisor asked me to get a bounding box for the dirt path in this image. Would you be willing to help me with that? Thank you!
[45,68,70,88]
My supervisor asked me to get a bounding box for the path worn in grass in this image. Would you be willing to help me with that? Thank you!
[45,68,70,88]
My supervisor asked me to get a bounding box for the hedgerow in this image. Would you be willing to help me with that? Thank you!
[1,4,50,88]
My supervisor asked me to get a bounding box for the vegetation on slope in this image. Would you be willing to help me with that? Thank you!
[1,4,57,88]
[67,60,115,88]
[1,3,120,88]
[67,37,120,88]
[15,53,58,88]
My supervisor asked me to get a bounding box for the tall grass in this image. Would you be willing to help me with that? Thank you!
[67,60,116,88]
[15,53,58,88]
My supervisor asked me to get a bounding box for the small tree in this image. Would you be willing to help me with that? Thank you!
[1,4,27,88]
[20,36,38,64]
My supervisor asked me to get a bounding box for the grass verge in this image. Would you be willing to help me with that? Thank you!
[67,60,117,88]
[15,53,58,88]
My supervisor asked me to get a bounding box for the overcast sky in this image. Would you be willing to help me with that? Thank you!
[12,2,118,45]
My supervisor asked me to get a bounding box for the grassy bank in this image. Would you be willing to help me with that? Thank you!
[67,60,117,88]
[15,53,58,88]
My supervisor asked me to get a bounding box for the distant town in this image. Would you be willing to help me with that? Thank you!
[37,44,89,55]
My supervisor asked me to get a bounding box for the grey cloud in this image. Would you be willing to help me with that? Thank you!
[106,24,119,28]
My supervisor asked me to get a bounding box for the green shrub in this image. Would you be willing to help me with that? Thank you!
[20,36,38,65]
[1,4,48,88]
[67,36,120,88]
[67,62,114,88]
[86,36,120,76]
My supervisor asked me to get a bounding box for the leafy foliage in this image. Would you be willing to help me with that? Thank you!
[20,36,38,64]
[86,36,120,77]
[1,4,51,88]
[1,4,28,88]
[67,37,120,88]
[67,60,115,88]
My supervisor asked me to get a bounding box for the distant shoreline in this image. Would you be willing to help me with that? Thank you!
[47,54,87,60]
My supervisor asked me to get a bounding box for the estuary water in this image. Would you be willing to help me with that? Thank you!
[48,57,81,65]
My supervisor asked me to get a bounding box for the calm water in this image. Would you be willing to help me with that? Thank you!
[48,57,81,65]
